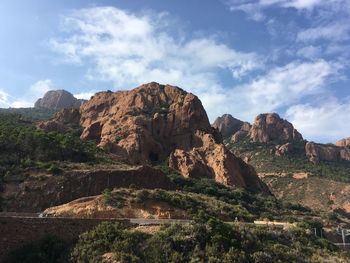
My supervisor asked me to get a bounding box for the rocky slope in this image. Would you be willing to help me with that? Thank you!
[77,82,268,192]
[34,90,86,110]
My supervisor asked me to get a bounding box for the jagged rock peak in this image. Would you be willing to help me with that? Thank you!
[336,137,350,147]
[79,82,269,193]
[249,113,303,143]
[34,89,86,110]
[212,114,247,138]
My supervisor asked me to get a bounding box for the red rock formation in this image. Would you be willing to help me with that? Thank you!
[336,137,350,147]
[212,114,244,138]
[249,113,303,143]
[36,108,80,133]
[79,82,268,192]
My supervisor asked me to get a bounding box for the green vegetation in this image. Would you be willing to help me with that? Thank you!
[228,139,350,182]
[0,113,101,188]
[7,236,71,263]
[158,166,315,222]
[70,219,348,263]
[0,107,56,121]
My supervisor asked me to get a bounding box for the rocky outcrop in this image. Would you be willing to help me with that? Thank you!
[34,90,86,110]
[340,147,350,161]
[212,114,244,138]
[275,143,293,156]
[36,108,80,133]
[168,130,268,192]
[336,137,350,147]
[230,122,251,143]
[305,142,350,163]
[305,142,340,163]
[249,113,303,143]
[79,82,268,192]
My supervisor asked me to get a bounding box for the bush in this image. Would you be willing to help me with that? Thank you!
[47,164,63,175]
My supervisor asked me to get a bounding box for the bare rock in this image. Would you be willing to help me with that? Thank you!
[169,130,269,192]
[275,143,293,156]
[231,130,249,143]
[36,108,80,133]
[249,113,302,143]
[212,114,245,138]
[340,147,350,161]
[79,82,268,192]
[35,90,86,110]
[336,137,350,147]
[305,142,340,163]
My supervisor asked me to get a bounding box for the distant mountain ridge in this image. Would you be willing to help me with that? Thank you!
[34,89,86,110]
[213,113,350,163]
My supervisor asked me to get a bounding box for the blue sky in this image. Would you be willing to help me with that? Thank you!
[0,0,350,143]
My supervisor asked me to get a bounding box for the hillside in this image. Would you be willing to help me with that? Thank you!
[1,85,350,262]
[213,113,350,218]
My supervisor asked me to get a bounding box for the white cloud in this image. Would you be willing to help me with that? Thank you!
[30,79,52,97]
[1,79,60,108]
[286,99,350,142]
[297,22,350,42]
[296,45,322,59]
[188,59,338,123]
[50,6,262,90]
[227,0,324,21]
[0,90,11,107]
[74,91,96,100]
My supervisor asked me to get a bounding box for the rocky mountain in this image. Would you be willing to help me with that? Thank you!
[34,90,86,110]
[39,82,268,192]
[213,113,303,144]
[249,113,303,143]
[212,114,247,138]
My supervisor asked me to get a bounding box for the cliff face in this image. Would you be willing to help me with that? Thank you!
[249,113,303,143]
[78,82,268,192]
[34,90,86,110]
[305,142,350,163]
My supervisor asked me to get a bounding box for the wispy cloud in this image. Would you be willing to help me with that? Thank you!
[210,59,339,121]
[50,6,262,91]
[286,98,350,142]
[227,0,324,21]
[0,79,57,108]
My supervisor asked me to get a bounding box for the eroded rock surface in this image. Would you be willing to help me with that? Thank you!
[305,142,340,163]
[249,113,302,143]
[212,114,245,138]
[79,82,268,192]
[36,108,80,133]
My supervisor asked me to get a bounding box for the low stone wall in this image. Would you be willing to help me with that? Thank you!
[0,216,125,262]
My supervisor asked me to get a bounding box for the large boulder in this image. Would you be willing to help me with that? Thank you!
[249,113,303,143]
[35,90,86,110]
[336,137,350,147]
[79,82,268,192]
